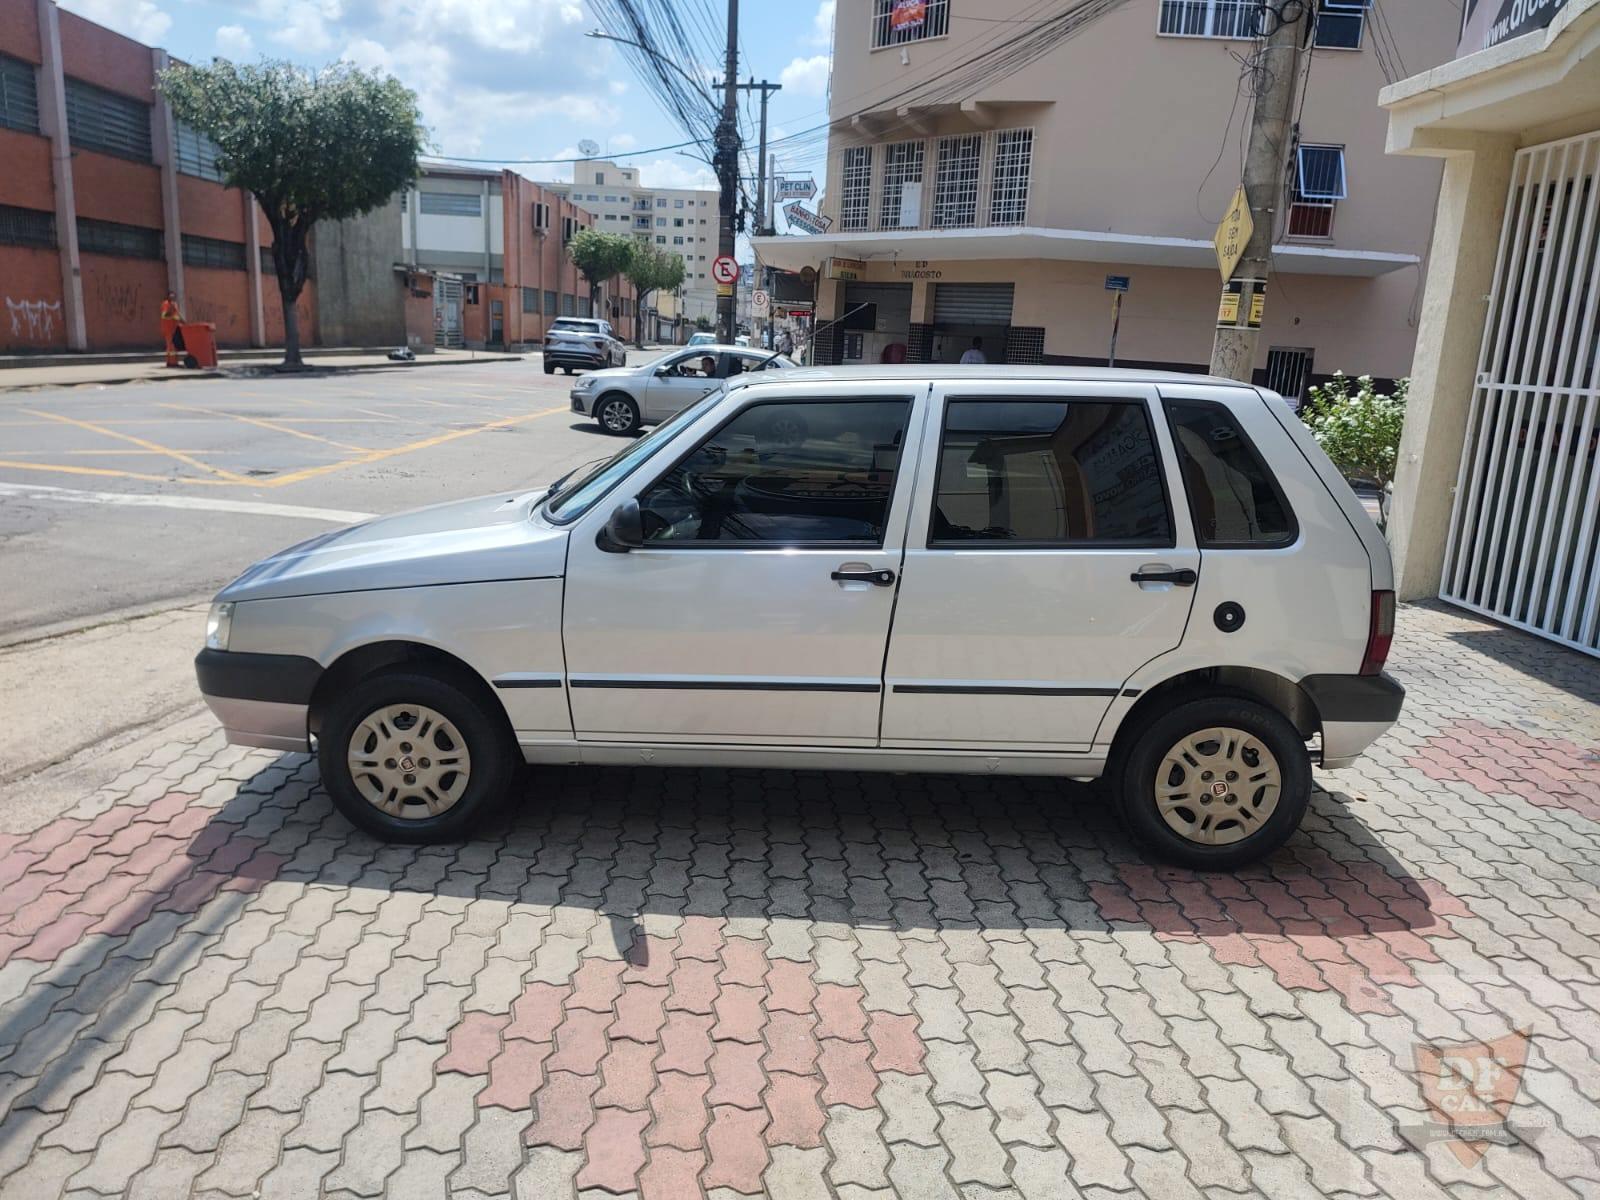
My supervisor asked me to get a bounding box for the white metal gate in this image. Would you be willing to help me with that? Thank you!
[433,276,464,349]
[1441,131,1600,656]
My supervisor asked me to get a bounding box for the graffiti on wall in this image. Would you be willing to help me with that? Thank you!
[92,276,144,324]
[5,298,63,342]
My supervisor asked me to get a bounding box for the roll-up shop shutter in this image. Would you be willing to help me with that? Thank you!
[933,282,1014,324]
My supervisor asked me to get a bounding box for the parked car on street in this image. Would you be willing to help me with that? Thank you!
[686,331,716,348]
[570,345,796,435]
[195,366,1402,869]
[543,317,626,374]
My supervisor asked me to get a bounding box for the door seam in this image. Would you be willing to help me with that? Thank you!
[875,381,936,745]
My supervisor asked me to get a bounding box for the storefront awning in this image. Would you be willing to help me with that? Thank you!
[751,226,1418,278]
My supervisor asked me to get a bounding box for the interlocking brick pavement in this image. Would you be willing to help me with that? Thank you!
[2,602,1599,1198]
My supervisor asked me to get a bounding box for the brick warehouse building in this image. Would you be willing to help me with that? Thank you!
[0,0,315,354]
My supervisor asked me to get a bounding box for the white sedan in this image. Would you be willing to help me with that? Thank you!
[570,345,795,434]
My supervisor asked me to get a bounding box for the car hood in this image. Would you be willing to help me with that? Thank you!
[218,490,569,602]
[574,363,647,386]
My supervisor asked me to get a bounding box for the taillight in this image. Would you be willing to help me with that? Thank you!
[1361,590,1395,676]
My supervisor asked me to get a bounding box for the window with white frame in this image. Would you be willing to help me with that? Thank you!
[879,141,925,230]
[1287,144,1346,238]
[1157,0,1260,38]
[932,134,981,229]
[840,146,873,231]
[989,129,1033,226]
[871,0,950,48]
[1314,0,1368,47]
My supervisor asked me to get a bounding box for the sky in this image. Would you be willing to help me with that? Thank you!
[60,0,837,209]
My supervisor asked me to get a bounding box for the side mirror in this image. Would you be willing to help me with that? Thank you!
[597,498,644,553]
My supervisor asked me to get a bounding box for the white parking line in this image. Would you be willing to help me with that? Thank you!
[0,481,374,524]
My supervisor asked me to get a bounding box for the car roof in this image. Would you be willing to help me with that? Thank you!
[666,344,778,355]
[724,364,1258,390]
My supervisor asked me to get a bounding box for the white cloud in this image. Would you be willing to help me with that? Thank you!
[215,25,255,59]
[260,0,344,53]
[780,54,830,98]
[610,133,639,151]
[633,156,716,190]
[812,0,836,46]
[58,0,171,44]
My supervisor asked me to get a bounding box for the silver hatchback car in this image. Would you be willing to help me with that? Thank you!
[571,345,795,434]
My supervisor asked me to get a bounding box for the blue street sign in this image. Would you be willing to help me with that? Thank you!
[1104,274,1131,292]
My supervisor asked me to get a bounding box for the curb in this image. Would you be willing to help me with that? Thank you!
[0,353,529,393]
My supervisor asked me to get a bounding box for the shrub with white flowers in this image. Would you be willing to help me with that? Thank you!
[1300,372,1409,491]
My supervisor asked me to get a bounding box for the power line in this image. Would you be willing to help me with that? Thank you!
[419,138,705,166]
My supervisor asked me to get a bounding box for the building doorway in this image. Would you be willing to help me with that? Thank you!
[932,282,1013,364]
[841,283,912,363]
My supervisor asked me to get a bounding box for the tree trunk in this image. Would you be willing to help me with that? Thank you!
[279,279,303,369]
[636,289,652,348]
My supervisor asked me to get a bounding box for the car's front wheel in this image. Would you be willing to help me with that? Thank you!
[543,361,555,375]
[1114,696,1309,870]
[596,393,641,435]
[318,668,517,842]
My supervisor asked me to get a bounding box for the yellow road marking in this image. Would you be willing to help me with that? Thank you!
[21,408,254,484]
[2,448,257,456]
[262,405,566,487]
[0,459,231,485]
[157,402,371,452]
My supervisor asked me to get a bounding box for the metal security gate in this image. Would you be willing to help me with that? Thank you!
[434,276,464,349]
[1441,131,1600,656]
[934,283,1014,324]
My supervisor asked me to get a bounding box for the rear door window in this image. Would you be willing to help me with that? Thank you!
[1164,398,1296,547]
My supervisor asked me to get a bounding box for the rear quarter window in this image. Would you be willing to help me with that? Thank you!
[1164,399,1297,547]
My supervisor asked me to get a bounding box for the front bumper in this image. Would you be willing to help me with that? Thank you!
[571,390,594,414]
[1301,672,1406,769]
[195,648,321,753]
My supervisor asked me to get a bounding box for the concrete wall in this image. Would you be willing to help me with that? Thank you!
[315,195,408,349]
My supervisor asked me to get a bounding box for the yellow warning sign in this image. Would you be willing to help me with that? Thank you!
[1249,281,1266,328]
[1214,185,1253,282]
[1217,280,1242,326]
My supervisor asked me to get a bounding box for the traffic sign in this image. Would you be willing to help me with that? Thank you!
[753,289,770,315]
[1213,185,1253,282]
[1104,274,1130,292]
[711,255,739,286]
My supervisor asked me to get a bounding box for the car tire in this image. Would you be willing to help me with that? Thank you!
[1113,696,1310,870]
[564,367,575,376]
[595,393,640,436]
[543,361,555,375]
[317,668,517,843]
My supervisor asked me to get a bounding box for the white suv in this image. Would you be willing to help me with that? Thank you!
[195,367,1402,869]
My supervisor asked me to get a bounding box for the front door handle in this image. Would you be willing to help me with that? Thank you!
[1130,568,1197,586]
[832,568,896,587]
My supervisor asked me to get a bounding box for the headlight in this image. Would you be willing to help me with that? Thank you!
[574,376,598,390]
[205,601,233,651]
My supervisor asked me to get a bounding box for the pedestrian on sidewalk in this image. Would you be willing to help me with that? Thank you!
[160,292,185,368]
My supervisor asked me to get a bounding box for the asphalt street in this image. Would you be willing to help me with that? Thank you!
[0,354,665,790]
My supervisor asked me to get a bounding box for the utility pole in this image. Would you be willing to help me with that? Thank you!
[735,78,781,344]
[713,0,741,343]
[1208,1,1310,381]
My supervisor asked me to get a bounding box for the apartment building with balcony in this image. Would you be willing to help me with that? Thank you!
[754,0,1460,396]
[543,158,722,328]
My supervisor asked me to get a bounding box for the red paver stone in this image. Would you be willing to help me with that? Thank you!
[638,1147,706,1200]
[711,983,766,1044]
[594,1038,659,1110]
[438,1011,510,1075]
[706,1040,766,1109]
[763,1071,826,1148]
[657,1012,717,1075]
[647,1071,712,1151]
[717,937,769,987]
[546,1009,612,1076]
[675,915,726,961]
[611,982,670,1043]
[665,958,720,1015]
[505,982,569,1042]
[523,1071,602,1150]
[21,817,89,854]
[15,911,100,962]
[701,1105,771,1193]
[764,960,817,1015]
[569,958,627,1013]
[480,1038,554,1109]
[814,984,869,1041]
[761,1011,820,1075]
[576,1107,651,1192]
[867,1012,926,1074]
[622,933,677,987]
[818,1038,878,1109]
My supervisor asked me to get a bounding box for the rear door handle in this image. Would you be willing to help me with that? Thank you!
[832,568,896,587]
[1130,568,1197,586]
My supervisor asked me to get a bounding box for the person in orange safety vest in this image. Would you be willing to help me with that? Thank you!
[160,292,183,367]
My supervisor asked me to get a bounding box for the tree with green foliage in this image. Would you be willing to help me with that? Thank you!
[622,244,687,347]
[1301,372,1409,524]
[566,229,637,323]
[694,315,712,332]
[159,60,424,368]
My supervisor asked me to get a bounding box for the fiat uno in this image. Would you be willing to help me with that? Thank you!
[196,367,1403,869]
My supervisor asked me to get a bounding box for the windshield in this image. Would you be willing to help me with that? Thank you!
[543,391,722,522]
[552,319,600,332]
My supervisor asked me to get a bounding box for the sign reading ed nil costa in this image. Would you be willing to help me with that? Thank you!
[1458,0,1570,55]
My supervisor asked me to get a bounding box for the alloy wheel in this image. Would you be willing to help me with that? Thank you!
[600,398,635,432]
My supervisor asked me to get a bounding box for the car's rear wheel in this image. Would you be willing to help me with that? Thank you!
[318,669,517,842]
[596,393,640,435]
[1114,696,1309,870]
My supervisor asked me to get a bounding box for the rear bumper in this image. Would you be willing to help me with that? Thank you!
[1301,672,1405,769]
[195,649,320,753]
[544,347,606,368]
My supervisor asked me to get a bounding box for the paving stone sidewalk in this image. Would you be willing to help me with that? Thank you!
[1,602,1598,1199]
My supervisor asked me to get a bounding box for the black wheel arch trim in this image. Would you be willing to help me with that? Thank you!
[195,648,323,706]
[1298,672,1405,724]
